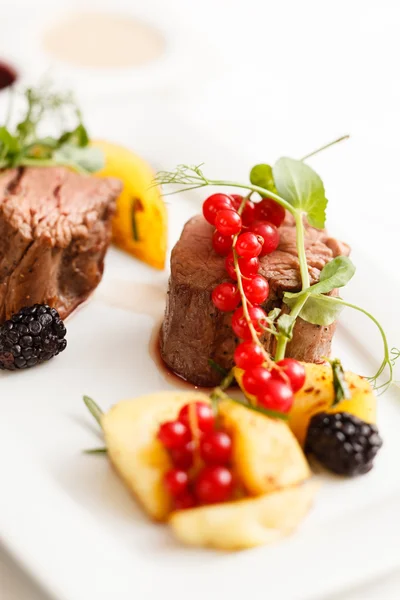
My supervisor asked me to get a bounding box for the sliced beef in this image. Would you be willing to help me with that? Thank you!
[160,214,350,387]
[0,166,121,322]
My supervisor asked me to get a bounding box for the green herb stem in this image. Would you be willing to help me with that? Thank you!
[274,294,308,361]
[294,213,310,290]
[324,297,393,389]
[300,135,350,162]
[83,395,104,429]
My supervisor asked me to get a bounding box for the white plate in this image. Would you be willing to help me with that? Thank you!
[0,121,399,600]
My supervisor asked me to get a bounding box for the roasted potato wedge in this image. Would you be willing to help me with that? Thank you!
[218,400,310,495]
[169,481,318,550]
[92,140,167,270]
[102,391,210,521]
[289,363,376,445]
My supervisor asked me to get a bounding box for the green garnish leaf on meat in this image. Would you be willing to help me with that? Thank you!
[0,82,104,174]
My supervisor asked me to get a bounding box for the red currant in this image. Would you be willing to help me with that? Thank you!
[242,274,269,305]
[225,253,260,280]
[170,440,195,469]
[174,491,196,510]
[231,305,266,339]
[164,469,189,496]
[257,379,294,413]
[215,209,242,236]
[212,230,233,256]
[254,198,286,228]
[250,221,279,255]
[231,194,256,226]
[275,358,306,392]
[242,366,271,396]
[234,340,264,370]
[211,282,240,312]
[194,466,234,504]
[235,232,263,259]
[203,193,233,225]
[178,402,214,433]
[158,420,191,449]
[200,430,232,465]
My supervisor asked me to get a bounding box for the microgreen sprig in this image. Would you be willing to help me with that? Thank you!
[0,83,104,174]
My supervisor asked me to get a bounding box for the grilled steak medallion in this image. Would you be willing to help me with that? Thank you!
[0,166,121,322]
[160,214,350,387]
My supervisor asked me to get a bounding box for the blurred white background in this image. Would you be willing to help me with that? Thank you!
[1,0,399,598]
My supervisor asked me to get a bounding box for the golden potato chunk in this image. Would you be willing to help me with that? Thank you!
[102,391,210,521]
[218,400,310,495]
[289,363,376,445]
[169,482,318,550]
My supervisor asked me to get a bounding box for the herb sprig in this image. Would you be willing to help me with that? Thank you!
[0,83,104,174]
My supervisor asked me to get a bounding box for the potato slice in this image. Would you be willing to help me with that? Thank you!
[92,140,167,270]
[169,482,318,550]
[218,400,310,495]
[102,391,210,521]
[289,363,377,445]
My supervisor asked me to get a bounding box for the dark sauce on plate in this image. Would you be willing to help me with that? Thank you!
[0,62,17,91]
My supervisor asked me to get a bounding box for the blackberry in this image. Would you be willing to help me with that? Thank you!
[0,304,67,370]
[305,411,382,476]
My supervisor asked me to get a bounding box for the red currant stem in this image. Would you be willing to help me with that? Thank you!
[300,135,350,162]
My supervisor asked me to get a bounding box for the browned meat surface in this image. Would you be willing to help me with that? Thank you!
[160,214,350,387]
[0,166,121,322]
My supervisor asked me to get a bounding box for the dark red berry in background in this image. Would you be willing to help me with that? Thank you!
[231,194,256,226]
[157,420,191,449]
[257,379,294,413]
[231,305,266,339]
[250,221,279,255]
[215,209,242,236]
[174,491,196,510]
[178,401,214,433]
[170,441,195,469]
[254,198,286,228]
[212,230,233,256]
[234,340,264,370]
[235,232,262,259]
[212,282,240,312]
[275,358,306,392]
[242,366,271,396]
[195,465,234,504]
[200,430,232,465]
[242,274,269,305]
[225,252,260,280]
[164,469,189,496]
[203,193,233,225]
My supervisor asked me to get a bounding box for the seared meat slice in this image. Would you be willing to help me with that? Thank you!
[160,214,349,387]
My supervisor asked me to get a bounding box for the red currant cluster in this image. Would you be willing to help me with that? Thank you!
[204,192,306,413]
[158,401,234,510]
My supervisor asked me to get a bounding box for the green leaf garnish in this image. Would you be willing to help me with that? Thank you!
[272,157,328,229]
[0,83,103,174]
[249,164,277,194]
[285,294,344,326]
[329,358,351,405]
[53,144,104,174]
[84,447,108,455]
[83,395,104,429]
